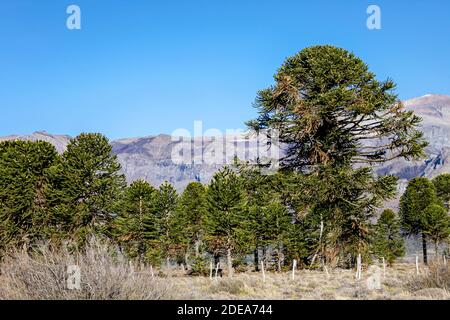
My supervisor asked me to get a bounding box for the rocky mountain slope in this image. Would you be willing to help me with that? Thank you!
[2,94,449,192]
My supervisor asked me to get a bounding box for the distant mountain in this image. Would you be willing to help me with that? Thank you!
[374,94,450,200]
[2,94,449,192]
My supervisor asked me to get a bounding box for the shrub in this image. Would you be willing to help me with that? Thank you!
[408,262,450,292]
[0,238,173,300]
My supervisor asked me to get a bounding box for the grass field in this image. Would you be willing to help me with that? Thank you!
[165,264,449,300]
[0,241,448,300]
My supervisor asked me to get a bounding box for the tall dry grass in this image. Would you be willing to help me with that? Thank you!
[0,238,172,300]
[408,262,450,292]
[1,238,448,300]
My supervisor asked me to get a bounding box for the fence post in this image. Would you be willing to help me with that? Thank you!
[415,255,420,275]
[210,261,213,280]
[261,260,266,283]
[355,254,362,280]
[215,262,220,280]
[292,259,297,281]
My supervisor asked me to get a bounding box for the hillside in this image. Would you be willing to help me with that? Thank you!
[2,94,449,192]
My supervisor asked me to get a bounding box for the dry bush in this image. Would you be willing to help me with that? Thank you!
[407,262,450,292]
[0,238,173,300]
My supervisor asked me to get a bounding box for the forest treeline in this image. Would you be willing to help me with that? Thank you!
[1,46,449,275]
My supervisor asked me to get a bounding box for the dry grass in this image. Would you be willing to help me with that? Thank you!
[0,239,172,300]
[0,241,448,300]
[166,263,449,300]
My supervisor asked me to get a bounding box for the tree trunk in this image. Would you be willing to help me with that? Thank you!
[214,254,220,266]
[227,247,233,278]
[422,233,428,265]
[262,247,267,269]
[254,249,259,272]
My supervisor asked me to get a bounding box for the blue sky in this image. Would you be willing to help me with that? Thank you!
[1,0,449,140]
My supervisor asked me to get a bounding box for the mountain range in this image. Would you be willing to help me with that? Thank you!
[2,94,450,195]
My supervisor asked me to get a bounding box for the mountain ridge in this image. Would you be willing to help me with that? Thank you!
[2,94,449,192]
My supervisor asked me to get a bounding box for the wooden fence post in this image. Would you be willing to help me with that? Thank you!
[416,255,420,275]
[292,259,297,281]
[261,260,266,283]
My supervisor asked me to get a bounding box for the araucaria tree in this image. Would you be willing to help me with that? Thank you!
[112,179,157,263]
[372,209,405,265]
[433,174,450,209]
[153,181,178,265]
[423,204,449,259]
[247,45,426,267]
[0,141,57,250]
[174,182,207,260]
[399,177,439,264]
[205,167,245,277]
[247,45,426,170]
[46,133,126,245]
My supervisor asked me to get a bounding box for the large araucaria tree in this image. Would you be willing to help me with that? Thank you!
[247,45,427,267]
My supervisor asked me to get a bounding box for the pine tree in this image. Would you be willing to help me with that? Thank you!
[237,163,271,271]
[204,167,245,277]
[372,209,405,265]
[45,133,126,245]
[0,140,57,250]
[433,174,450,209]
[246,45,424,268]
[175,182,207,262]
[400,177,438,264]
[247,45,427,170]
[423,204,449,259]
[112,179,157,263]
[152,181,178,266]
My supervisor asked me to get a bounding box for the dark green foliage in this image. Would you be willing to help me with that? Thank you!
[246,45,423,268]
[372,209,405,265]
[45,133,126,245]
[204,167,246,275]
[247,45,427,171]
[153,182,179,263]
[174,182,207,259]
[0,140,58,249]
[112,179,157,262]
[433,174,450,209]
[237,163,291,271]
[423,204,449,257]
[400,177,439,264]
[190,255,209,276]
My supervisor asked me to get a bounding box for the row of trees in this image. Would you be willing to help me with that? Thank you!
[1,45,449,274]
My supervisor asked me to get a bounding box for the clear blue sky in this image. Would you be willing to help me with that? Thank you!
[1,0,449,140]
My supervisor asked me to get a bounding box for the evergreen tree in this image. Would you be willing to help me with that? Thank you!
[372,209,405,265]
[175,182,207,262]
[205,167,245,277]
[112,179,157,263]
[246,45,425,268]
[237,163,272,271]
[400,177,438,264]
[433,174,450,209]
[423,204,449,259]
[153,181,178,265]
[247,45,426,171]
[46,133,126,245]
[0,140,57,250]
